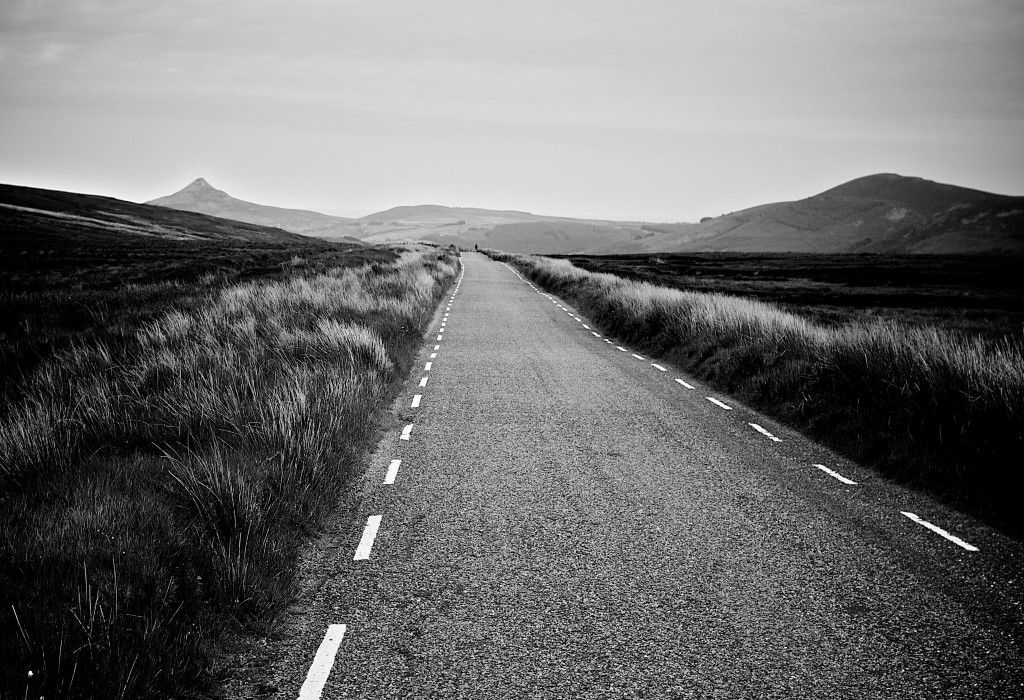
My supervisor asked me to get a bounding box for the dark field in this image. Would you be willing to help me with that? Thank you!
[0,186,461,698]
[1,187,393,404]
[561,253,1024,343]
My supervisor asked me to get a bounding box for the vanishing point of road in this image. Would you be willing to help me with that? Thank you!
[223,253,1024,699]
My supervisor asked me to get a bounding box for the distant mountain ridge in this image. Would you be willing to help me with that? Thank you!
[653,174,1024,254]
[148,178,357,238]
[145,174,1024,255]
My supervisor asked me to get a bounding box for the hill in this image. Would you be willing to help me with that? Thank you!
[377,174,1024,255]
[1,182,334,247]
[353,204,654,253]
[144,173,1024,255]
[660,174,1024,254]
[354,204,545,244]
[147,178,359,239]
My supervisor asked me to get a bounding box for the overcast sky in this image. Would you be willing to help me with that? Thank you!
[1,1,1021,220]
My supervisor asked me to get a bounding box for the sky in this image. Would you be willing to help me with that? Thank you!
[1,1,1022,221]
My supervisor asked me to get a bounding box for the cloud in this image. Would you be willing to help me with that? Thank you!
[1,0,1021,218]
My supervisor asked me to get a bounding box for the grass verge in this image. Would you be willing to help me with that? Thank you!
[1,247,459,698]
[489,251,1024,535]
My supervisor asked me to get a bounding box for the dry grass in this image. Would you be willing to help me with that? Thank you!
[0,247,459,698]
[491,252,1024,533]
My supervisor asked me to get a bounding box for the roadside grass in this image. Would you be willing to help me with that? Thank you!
[0,247,458,698]
[560,252,1024,344]
[490,252,1024,534]
[0,235,391,406]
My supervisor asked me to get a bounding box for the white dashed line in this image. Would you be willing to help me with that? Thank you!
[400,424,413,440]
[631,353,644,360]
[582,324,591,329]
[617,346,628,352]
[353,515,383,560]
[651,363,667,372]
[437,334,443,340]
[419,377,428,387]
[384,459,401,485]
[674,378,695,389]
[433,345,439,351]
[298,624,347,700]
[814,464,857,485]
[901,511,978,552]
[424,362,433,371]
[411,394,421,408]
[591,332,601,337]
[749,422,782,442]
[706,397,733,410]
[429,353,437,359]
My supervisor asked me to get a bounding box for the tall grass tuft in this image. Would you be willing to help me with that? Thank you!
[0,247,459,698]
[491,251,1024,532]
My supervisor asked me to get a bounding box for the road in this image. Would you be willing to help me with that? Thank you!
[223,252,1024,699]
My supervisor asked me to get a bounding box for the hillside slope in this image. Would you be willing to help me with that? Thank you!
[148,178,358,238]
[355,204,649,251]
[2,182,329,246]
[665,174,1024,254]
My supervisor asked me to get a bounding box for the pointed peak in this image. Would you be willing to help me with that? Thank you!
[185,177,214,189]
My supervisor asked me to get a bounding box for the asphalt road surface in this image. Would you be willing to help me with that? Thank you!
[223,252,1024,699]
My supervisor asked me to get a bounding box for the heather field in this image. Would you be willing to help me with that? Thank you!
[491,251,1024,535]
[560,253,1024,344]
[0,221,458,697]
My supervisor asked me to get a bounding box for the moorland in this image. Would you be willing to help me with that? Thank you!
[559,252,1024,343]
[0,184,458,698]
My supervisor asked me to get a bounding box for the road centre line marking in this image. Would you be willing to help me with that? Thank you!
[631,353,644,360]
[748,422,782,442]
[429,353,437,359]
[604,339,613,344]
[400,424,413,440]
[424,361,433,371]
[901,511,978,551]
[617,346,627,352]
[674,378,695,389]
[353,515,383,560]
[814,464,857,485]
[411,394,422,408]
[419,377,428,387]
[592,332,601,337]
[706,397,733,410]
[298,624,347,700]
[384,459,401,485]
[433,345,440,351]
[583,324,591,329]
[651,363,667,371]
